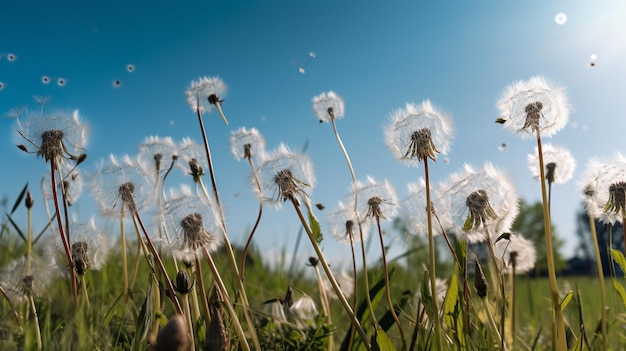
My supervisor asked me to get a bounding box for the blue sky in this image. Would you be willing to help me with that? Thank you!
[1,0,626,270]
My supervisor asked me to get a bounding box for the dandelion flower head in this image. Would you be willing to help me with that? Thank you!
[580,151,626,224]
[185,76,227,113]
[255,143,315,208]
[496,75,570,138]
[229,127,266,161]
[436,163,519,243]
[164,184,224,261]
[494,233,536,274]
[312,91,345,123]
[14,109,89,166]
[90,154,151,218]
[527,143,576,184]
[352,176,398,222]
[384,100,453,166]
[326,200,370,244]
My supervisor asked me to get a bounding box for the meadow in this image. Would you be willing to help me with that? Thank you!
[1,75,625,351]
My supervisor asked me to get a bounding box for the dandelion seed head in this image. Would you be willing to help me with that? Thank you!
[326,201,370,244]
[312,91,345,123]
[385,100,454,166]
[90,154,150,218]
[580,152,626,224]
[436,163,518,242]
[15,109,89,166]
[256,143,315,209]
[352,176,397,222]
[229,127,266,161]
[527,143,576,184]
[185,76,227,113]
[163,185,223,260]
[496,75,570,138]
[494,233,536,274]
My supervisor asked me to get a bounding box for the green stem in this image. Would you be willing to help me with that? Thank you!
[375,216,406,347]
[292,201,371,350]
[535,130,567,350]
[588,214,607,351]
[201,247,251,351]
[423,159,443,350]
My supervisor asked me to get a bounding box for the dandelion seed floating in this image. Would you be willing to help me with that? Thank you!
[298,51,316,74]
[126,64,135,72]
[7,53,16,62]
[57,78,66,87]
[0,82,4,90]
[112,80,122,88]
[41,75,51,84]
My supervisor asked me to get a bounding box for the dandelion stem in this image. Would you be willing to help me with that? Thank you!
[119,207,129,303]
[291,201,371,350]
[423,158,443,350]
[0,286,21,327]
[132,211,183,315]
[482,297,508,351]
[49,161,78,299]
[28,294,42,351]
[535,130,567,351]
[201,247,252,351]
[240,155,264,281]
[330,117,370,346]
[588,213,607,351]
[374,216,406,346]
[26,203,33,276]
[194,255,212,330]
[195,107,261,351]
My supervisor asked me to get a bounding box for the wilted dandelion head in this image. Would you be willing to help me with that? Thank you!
[289,295,318,328]
[185,76,227,113]
[352,176,398,223]
[580,152,626,224]
[164,185,223,260]
[256,143,315,208]
[312,91,345,123]
[384,100,453,166]
[436,163,519,243]
[90,154,150,218]
[14,109,89,167]
[496,75,570,138]
[230,127,266,161]
[494,233,536,274]
[527,143,576,185]
[326,201,370,244]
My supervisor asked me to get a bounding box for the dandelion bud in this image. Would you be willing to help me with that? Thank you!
[173,270,194,294]
[545,162,556,185]
[151,314,189,351]
[25,191,34,209]
[474,258,488,298]
[188,158,204,181]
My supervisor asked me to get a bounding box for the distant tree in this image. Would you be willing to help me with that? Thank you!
[510,199,567,275]
[574,204,624,276]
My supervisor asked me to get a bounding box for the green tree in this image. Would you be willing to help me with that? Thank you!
[511,199,567,275]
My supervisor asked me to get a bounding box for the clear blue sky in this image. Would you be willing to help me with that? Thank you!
[2,0,625,270]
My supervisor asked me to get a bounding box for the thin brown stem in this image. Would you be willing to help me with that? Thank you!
[132,211,183,315]
[240,156,264,281]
